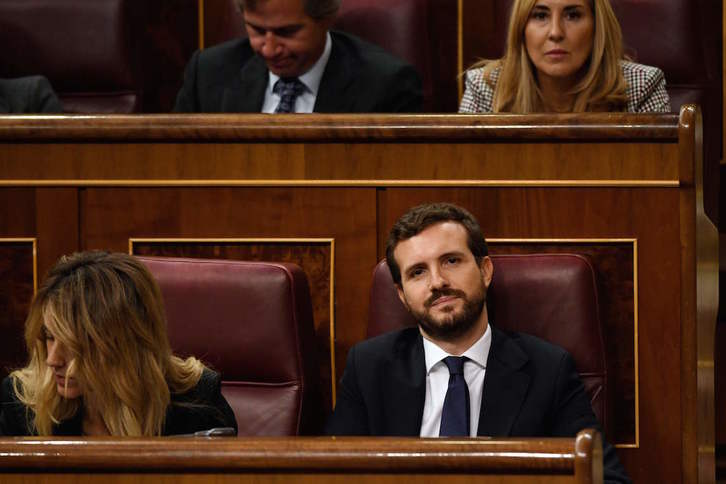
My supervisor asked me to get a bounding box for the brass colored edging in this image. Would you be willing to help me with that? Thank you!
[0,179,680,188]
[129,237,337,406]
[198,0,205,51]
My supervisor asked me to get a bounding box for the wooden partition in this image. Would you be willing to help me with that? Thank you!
[0,107,716,483]
[0,430,602,484]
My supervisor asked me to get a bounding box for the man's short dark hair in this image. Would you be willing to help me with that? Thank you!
[237,0,341,20]
[385,202,489,286]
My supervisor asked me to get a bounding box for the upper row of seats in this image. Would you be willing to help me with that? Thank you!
[0,0,719,115]
[0,0,721,225]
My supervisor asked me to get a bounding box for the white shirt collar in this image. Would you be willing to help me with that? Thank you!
[267,31,332,97]
[422,324,492,374]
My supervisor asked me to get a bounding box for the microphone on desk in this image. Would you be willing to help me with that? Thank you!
[175,427,237,437]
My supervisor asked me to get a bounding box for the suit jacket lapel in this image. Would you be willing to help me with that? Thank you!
[222,55,268,113]
[314,34,356,113]
[477,326,530,436]
[382,331,426,436]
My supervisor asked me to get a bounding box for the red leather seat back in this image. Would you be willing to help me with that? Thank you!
[368,254,607,427]
[0,0,141,113]
[334,0,433,110]
[139,256,322,436]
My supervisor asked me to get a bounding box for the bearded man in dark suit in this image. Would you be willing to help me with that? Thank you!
[326,202,631,484]
[174,0,422,113]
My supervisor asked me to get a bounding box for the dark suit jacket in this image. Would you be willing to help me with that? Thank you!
[0,368,237,436]
[0,76,63,113]
[173,31,422,113]
[326,326,631,484]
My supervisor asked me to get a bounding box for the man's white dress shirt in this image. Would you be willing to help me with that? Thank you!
[419,324,492,437]
[261,33,332,113]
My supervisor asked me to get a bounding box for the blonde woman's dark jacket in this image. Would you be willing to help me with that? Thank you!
[0,368,237,436]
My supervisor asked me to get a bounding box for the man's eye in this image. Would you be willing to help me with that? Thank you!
[445,257,460,265]
[275,27,299,37]
[409,268,425,278]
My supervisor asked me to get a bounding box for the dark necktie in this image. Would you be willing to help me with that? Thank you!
[273,78,305,113]
[439,356,470,437]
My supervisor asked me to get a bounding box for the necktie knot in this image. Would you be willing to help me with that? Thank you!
[273,78,305,113]
[443,356,466,376]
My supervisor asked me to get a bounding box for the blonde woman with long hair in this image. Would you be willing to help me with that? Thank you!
[459,0,670,113]
[0,251,237,436]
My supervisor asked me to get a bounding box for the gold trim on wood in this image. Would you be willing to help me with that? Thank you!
[632,239,639,449]
[0,179,681,188]
[198,0,205,51]
[0,238,38,293]
[488,238,639,449]
[129,237,336,248]
[329,238,336,404]
[488,238,638,243]
[129,237,337,407]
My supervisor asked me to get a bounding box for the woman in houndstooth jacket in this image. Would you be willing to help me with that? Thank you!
[459,0,670,114]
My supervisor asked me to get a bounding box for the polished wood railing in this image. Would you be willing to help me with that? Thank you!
[0,430,602,484]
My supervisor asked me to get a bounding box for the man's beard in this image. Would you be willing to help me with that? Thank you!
[409,284,487,342]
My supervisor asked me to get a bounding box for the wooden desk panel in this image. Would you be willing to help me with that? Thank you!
[0,114,680,184]
[0,141,679,183]
[0,109,715,483]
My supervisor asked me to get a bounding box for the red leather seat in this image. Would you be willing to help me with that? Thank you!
[368,254,607,428]
[139,256,322,436]
[334,0,436,111]
[0,0,142,113]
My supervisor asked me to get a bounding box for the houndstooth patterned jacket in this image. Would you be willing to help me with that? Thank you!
[459,60,671,113]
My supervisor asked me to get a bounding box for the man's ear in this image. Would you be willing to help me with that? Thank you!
[480,256,494,288]
[318,13,337,31]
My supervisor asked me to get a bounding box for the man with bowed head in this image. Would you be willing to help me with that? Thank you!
[326,202,631,484]
[174,0,422,113]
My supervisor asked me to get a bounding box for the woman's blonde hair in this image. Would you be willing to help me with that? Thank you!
[476,0,628,112]
[12,251,205,436]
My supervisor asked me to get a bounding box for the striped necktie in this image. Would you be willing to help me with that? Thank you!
[273,78,305,113]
